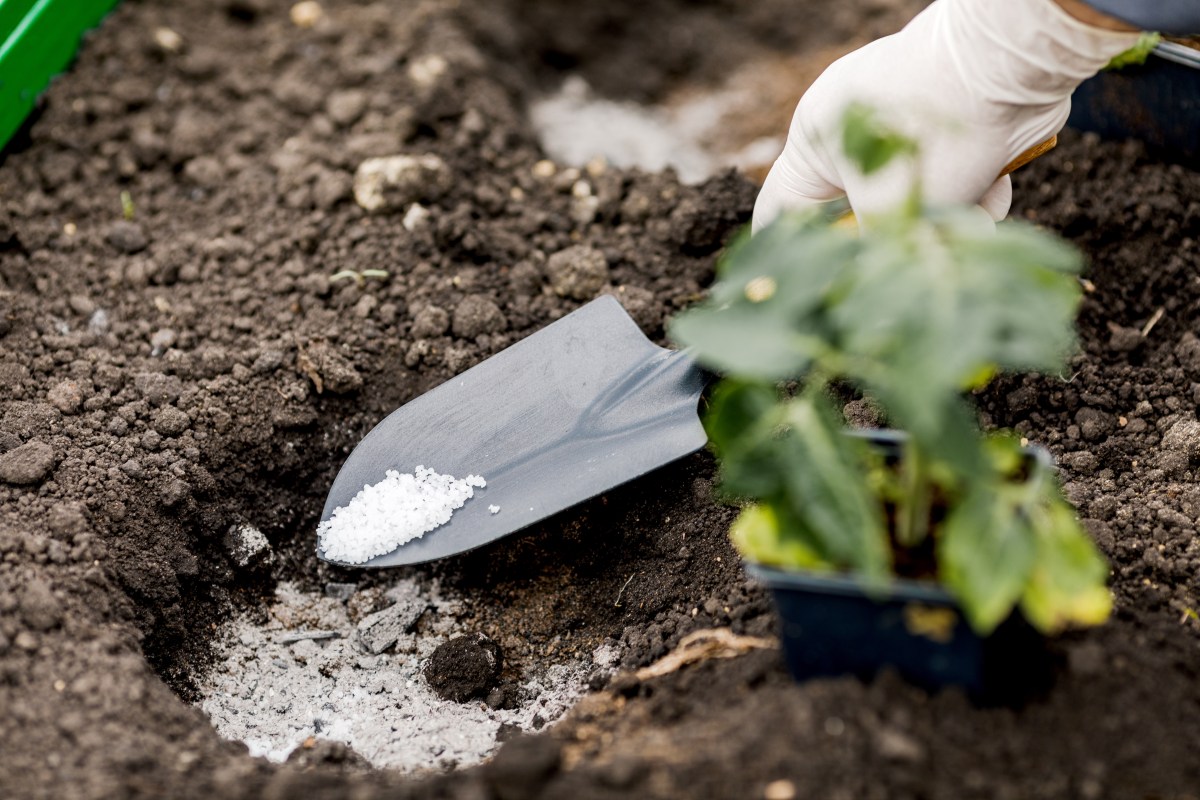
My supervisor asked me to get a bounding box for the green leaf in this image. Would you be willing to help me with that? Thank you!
[704,380,787,499]
[938,484,1038,634]
[705,380,779,454]
[670,305,814,380]
[841,103,918,176]
[730,504,830,570]
[1020,498,1113,633]
[773,390,890,577]
[867,385,986,479]
[669,214,860,381]
[940,440,1112,635]
[704,381,889,578]
[810,211,1083,409]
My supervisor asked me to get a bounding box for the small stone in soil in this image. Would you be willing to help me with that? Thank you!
[1174,332,1200,374]
[1107,324,1143,353]
[356,595,427,655]
[411,304,450,338]
[353,153,451,212]
[46,502,89,536]
[87,309,110,334]
[224,524,273,568]
[106,221,148,254]
[326,89,367,127]
[545,245,609,300]
[134,372,183,406]
[452,295,507,339]
[424,633,503,702]
[297,341,362,394]
[324,582,358,600]
[764,779,798,800]
[402,203,430,231]
[152,407,191,437]
[875,726,925,763]
[150,328,177,354]
[0,440,58,485]
[47,381,84,414]
[67,295,96,316]
[1161,418,1200,460]
[19,579,63,631]
[159,479,191,507]
[487,685,516,710]
[1074,407,1114,442]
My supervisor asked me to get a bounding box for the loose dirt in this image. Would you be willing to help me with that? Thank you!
[1,1,1198,799]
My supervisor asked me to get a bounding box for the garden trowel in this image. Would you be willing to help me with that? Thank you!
[318,137,1060,569]
[318,295,709,567]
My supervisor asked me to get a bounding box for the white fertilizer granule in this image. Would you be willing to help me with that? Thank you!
[319,466,485,564]
[488,505,500,514]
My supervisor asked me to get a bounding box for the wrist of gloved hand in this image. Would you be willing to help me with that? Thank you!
[947,0,1142,105]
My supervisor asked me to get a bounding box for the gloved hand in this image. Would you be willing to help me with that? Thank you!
[753,0,1141,231]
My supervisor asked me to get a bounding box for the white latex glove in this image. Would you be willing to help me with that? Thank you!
[753,0,1141,231]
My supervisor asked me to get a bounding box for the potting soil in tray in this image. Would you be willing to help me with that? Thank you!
[1,0,1199,798]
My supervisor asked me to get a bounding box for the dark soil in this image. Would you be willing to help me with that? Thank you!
[424,633,503,702]
[1,1,1198,799]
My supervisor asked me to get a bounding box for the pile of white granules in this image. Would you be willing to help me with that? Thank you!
[318,466,485,564]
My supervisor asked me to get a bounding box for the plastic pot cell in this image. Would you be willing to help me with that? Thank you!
[1068,40,1200,165]
[749,565,1050,701]
[749,430,1053,701]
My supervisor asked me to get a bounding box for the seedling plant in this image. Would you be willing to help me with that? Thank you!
[670,107,1112,635]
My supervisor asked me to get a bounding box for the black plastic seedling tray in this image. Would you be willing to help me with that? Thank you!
[749,565,1050,701]
[749,431,1054,702]
[1069,41,1200,165]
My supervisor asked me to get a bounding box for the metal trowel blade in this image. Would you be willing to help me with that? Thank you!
[318,295,708,567]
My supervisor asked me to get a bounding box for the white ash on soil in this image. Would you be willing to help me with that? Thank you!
[531,76,718,184]
[529,74,785,185]
[318,466,486,565]
[198,578,593,773]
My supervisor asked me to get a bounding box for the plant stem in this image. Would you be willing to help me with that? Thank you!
[896,439,932,548]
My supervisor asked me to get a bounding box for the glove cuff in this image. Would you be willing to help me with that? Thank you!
[938,0,1141,105]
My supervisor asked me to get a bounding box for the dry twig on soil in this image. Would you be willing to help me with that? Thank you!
[635,628,777,681]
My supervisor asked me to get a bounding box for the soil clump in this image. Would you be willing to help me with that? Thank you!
[425,633,504,702]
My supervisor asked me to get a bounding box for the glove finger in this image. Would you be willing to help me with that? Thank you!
[752,145,844,233]
[978,175,1013,222]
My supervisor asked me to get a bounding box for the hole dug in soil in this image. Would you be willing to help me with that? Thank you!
[1,0,795,791]
[196,575,593,772]
[2,0,1200,798]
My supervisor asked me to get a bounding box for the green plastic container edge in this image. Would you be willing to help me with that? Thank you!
[0,0,121,152]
